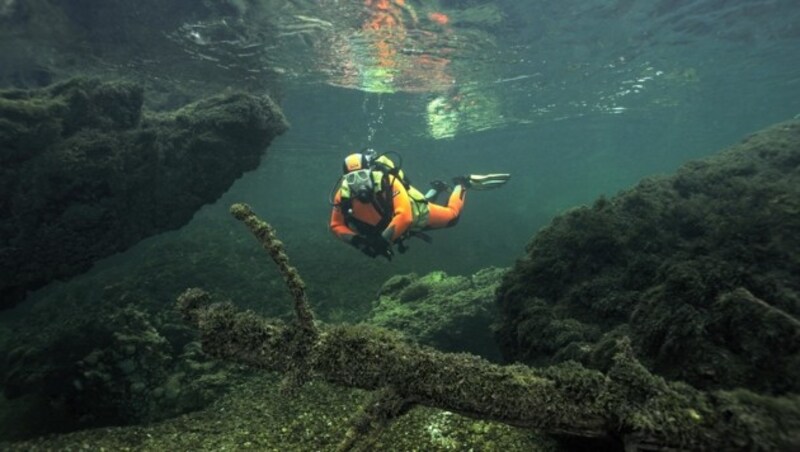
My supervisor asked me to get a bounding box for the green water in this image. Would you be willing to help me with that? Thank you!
[3,0,799,383]
[1,0,799,446]
[207,0,800,292]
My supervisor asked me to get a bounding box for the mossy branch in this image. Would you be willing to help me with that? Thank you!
[336,387,416,452]
[229,203,317,338]
[179,206,799,451]
[177,289,800,451]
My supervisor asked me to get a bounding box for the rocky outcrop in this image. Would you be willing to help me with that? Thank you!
[367,269,504,360]
[495,120,800,395]
[1,296,242,437]
[0,78,288,308]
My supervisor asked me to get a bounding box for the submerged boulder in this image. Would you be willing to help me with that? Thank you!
[1,295,242,437]
[0,78,288,308]
[367,268,504,360]
[496,120,800,395]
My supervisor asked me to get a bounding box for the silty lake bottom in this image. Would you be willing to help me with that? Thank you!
[0,1,799,450]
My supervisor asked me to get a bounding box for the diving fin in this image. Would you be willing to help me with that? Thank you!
[468,173,510,190]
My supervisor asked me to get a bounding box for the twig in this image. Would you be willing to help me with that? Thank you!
[336,388,416,452]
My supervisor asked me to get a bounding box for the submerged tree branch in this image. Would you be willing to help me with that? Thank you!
[177,206,800,451]
[229,203,317,339]
[336,387,417,452]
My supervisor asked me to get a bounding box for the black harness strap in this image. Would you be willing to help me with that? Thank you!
[341,171,433,251]
[340,172,393,237]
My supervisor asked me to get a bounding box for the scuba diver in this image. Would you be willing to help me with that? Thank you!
[329,148,510,260]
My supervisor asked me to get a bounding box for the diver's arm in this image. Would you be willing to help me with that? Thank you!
[381,177,413,243]
[331,192,386,259]
[330,191,356,242]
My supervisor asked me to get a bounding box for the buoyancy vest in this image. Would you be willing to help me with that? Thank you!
[339,155,430,237]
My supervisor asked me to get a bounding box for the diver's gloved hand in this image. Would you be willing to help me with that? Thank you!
[368,235,393,261]
[350,235,377,258]
[351,235,392,260]
[396,241,408,254]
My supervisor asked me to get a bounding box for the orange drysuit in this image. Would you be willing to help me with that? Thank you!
[330,177,465,246]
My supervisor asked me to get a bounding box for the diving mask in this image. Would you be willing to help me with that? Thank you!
[345,169,374,202]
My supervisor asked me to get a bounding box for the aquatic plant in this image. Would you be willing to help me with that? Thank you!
[178,203,800,451]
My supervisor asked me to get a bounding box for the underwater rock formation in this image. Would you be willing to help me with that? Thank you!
[177,203,800,451]
[1,299,241,436]
[0,77,288,309]
[496,120,800,395]
[367,269,504,360]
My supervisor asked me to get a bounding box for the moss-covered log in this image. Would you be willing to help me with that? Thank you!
[177,204,800,451]
[178,288,800,450]
[0,78,288,308]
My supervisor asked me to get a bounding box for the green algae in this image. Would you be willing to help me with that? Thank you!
[1,301,244,438]
[175,275,800,450]
[367,268,505,360]
[496,120,800,394]
[1,373,554,452]
[164,205,799,450]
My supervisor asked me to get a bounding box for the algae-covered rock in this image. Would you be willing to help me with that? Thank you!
[367,268,505,360]
[0,373,556,451]
[0,298,241,438]
[0,77,288,309]
[496,120,800,394]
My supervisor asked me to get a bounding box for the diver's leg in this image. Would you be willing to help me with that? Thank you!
[426,185,466,228]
